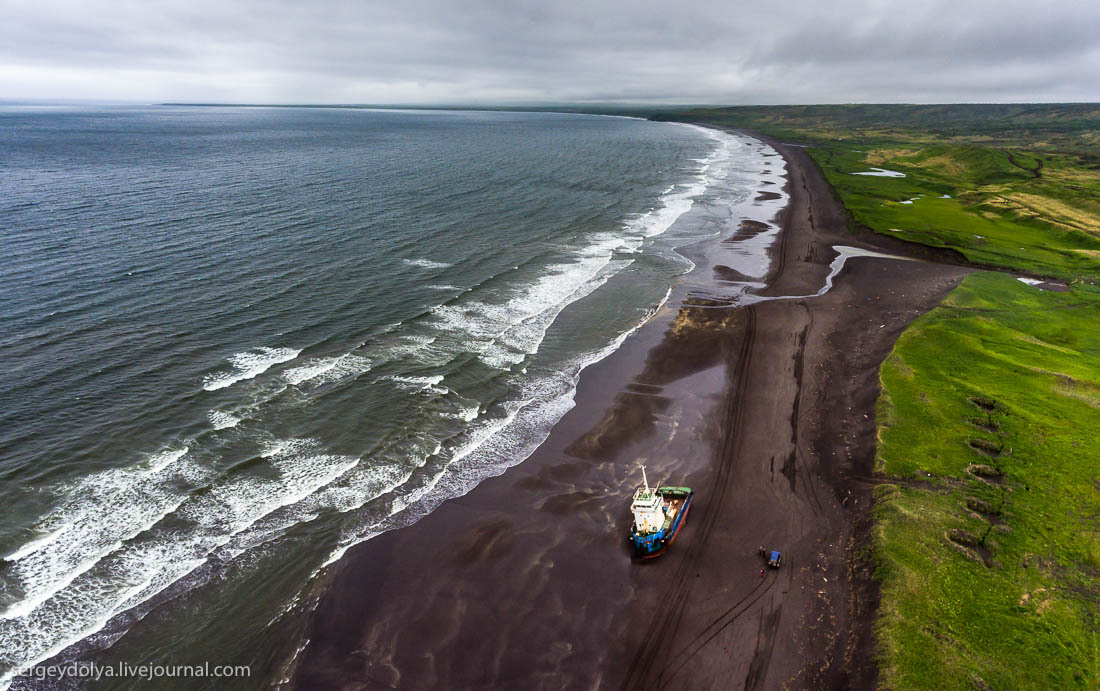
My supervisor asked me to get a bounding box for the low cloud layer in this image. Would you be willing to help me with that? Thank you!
[2,0,1098,103]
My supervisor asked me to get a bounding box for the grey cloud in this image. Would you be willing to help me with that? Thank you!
[1,0,1097,103]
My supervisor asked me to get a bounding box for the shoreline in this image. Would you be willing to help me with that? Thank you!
[287,128,973,688]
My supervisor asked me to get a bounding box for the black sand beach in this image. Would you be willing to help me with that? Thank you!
[286,132,974,689]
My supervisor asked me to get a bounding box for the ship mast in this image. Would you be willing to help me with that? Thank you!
[641,465,649,492]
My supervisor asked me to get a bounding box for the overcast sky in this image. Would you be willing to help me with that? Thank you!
[2,0,1099,104]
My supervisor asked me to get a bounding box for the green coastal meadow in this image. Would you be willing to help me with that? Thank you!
[810,143,1100,281]
[814,147,1100,687]
[655,105,1100,688]
[875,272,1099,688]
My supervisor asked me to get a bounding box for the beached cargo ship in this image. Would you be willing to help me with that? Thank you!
[629,467,693,559]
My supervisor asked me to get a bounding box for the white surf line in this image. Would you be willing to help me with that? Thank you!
[308,130,771,573]
[209,410,242,430]
[402,258,453,269]
[673,126,790,284]
[314,282,676,574]
[2,529,66,563]
[283,353,372,387]
[0,577,154,691]
[203,346,301,391]
[429,126,726,372]
[0,447,193,620]
[0,440,360,688]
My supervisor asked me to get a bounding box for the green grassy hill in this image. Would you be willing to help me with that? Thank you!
[809,142,1100,280]
[874,273,1099,689]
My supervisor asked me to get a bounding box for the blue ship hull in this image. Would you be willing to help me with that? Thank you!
[630,488,693,559]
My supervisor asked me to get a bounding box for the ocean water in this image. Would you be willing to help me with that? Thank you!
[0,106,782,687]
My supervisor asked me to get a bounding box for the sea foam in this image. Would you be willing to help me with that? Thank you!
[0,439,357,687]
[424,140,711,374]
[203,347,301,391]
[208,411,242,430]
[283,354,371,386]
[402,258,453,269]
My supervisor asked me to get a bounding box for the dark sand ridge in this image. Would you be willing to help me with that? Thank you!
[727,219,771,244]
[286,132,973,689]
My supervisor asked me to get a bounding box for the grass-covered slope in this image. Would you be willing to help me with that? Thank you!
[809,143,1100,280]
[873,272,1099,688]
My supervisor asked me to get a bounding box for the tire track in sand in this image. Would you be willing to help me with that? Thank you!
[619,306,757,691]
